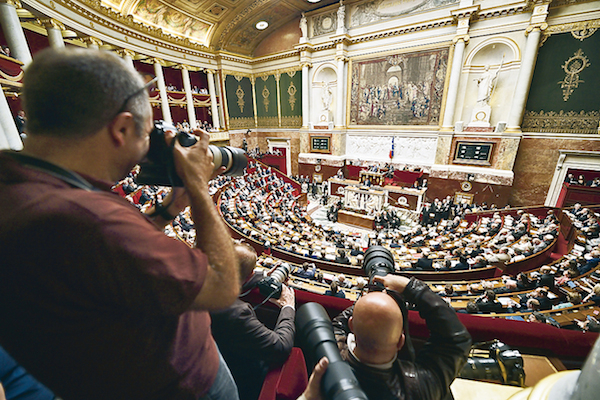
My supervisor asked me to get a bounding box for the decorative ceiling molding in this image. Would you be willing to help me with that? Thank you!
[56,0,212,51]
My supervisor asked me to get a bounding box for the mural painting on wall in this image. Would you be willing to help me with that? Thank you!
[134,0,210,44]
[225,75,255,129]
[350,0,458,28]
[279,70,303,127]
[349,48,448,126]
[523,23,600,134]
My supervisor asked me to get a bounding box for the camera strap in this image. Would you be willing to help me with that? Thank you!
[6,152,99,192]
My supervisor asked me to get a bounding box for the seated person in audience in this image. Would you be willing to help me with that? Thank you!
[475,290,504,313]
[325,281,346,299]
[579,250,600,275]
[211,244,296,400]
[293,262,317,280]
[552,292,582,310]
[414,248,434,271]
[335,250,350,265]
[336,274,352,289]
[451,255,469,271]
[494,279,518,294]
[537,266,555,291]
[332,274,471,400]
[352,278,367,291]
[457,301,481,314]
[439,284,457,297]
[583,284,600,305]
[0,346,55,400]
[516,272,536,291]
[528,312,548,324]
[575,316,600,333]
[522,287,552,311]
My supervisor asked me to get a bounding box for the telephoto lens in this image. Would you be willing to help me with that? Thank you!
[296,302,368,400]
[363,246,395,290]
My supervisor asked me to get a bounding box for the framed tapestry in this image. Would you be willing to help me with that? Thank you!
[349,47,448,126]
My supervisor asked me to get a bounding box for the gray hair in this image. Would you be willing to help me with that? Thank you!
[22,47,152,138]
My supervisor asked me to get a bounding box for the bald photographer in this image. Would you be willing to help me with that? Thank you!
[332,274,471,400]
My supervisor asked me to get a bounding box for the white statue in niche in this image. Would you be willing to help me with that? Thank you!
[300,13,308,38]
[475,63,501,106]
[321,81,332,111]
[337,0,346,31]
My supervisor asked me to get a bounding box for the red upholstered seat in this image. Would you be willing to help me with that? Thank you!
[258,347,308,400]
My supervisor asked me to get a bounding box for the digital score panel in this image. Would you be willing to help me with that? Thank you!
[454,142,493,165]
[310,135,331,154]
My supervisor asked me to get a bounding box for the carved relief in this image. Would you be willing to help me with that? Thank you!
[236,85,245,113]
[350,0,458,28]
[133,0,210,44]
[312,12,337,37]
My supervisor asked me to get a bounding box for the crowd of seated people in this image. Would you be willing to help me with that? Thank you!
[564,173,600,187]
[564,203,600,241]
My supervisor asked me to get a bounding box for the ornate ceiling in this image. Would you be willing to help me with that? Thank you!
[99,0,339,55]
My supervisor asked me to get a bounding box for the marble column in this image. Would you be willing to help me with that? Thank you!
[153,59,172,124]
[0,123,9,150]
[180,66,197,128]
[506,27,543,132]
[441,36,467,129]
[0,86,22,150]
[116,49,135,68]
[82,36,101,50]
[206,69,220,130]
[301,62,311,128]
[40,19,65,49]
[335,56,346,128]
[251,77,258,127]
[275,73,282,127]
[0,0,32,64]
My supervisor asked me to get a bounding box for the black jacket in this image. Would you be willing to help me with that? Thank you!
[332,278,471,400]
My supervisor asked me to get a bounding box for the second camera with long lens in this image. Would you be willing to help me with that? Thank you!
[256,262,291,299]
[296,302,368,400]
[136,121,247,186]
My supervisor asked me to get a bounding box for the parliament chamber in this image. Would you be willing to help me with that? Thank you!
[2,0,600,399]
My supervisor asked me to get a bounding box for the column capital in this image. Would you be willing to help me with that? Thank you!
[173,64,190,70]
[38,18,65,31]
[0,0,22,8]
[151,57,166,66]
[452,34,470,44]
[335,55,349,63]
[525,22,548,36]
[205,68,216,75]
[300,62,313,69]
[115,48,136,58]
[81,36,103,47]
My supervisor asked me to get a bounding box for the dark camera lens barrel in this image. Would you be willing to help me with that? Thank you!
[296,303,368,400]
[209,145,247,176]
[363,246,395,278]
[459,357,503,382]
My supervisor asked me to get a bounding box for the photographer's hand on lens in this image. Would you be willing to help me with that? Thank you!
[269,284,295,309]
[298,357,328,400]
[373,274,411,294]
[172,129,215,188]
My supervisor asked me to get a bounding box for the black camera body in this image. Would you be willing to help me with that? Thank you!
[459,340,525,387]
[256,263,291,299]
[296,302,368,400]
[136,121,247,186]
